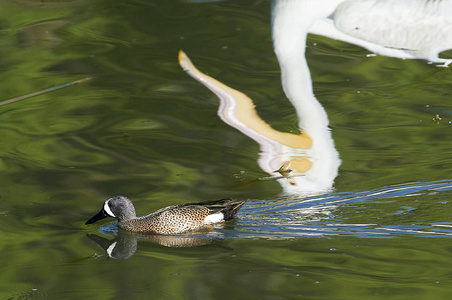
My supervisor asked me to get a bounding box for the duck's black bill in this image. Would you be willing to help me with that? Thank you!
[86,208,108,225]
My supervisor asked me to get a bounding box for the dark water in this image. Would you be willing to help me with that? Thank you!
[2,0,452,299]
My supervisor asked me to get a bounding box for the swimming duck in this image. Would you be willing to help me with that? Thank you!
[85,196,245,235]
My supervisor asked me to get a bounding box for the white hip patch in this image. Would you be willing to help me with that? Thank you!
[204,212,224,225]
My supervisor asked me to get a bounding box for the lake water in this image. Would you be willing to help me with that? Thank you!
[2,0,452,299]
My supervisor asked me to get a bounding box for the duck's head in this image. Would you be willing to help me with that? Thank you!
[86,196,137,224]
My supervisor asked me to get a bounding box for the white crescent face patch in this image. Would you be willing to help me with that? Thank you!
[104,200,116,217]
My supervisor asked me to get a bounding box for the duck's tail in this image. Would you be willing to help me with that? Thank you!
[221,200,246,221]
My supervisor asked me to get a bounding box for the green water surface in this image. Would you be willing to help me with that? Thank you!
[1,0,452,299]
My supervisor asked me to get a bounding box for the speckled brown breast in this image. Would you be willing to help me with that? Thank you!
[118,205,211,234]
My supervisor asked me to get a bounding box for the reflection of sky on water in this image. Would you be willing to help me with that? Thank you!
[238,180,452,238]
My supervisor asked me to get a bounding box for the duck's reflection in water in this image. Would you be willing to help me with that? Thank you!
[87,228,221,259]
[87,232,138,260]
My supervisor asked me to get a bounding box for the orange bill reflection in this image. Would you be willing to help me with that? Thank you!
[179,51,340,194]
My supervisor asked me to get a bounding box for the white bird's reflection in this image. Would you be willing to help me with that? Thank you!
[277,0,452,66]
[179,49,340,195]
[180,0,452,195]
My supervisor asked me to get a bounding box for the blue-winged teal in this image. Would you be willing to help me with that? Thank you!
[85,196,245,234]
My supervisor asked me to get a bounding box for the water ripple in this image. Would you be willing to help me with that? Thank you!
[234,180,452,239]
